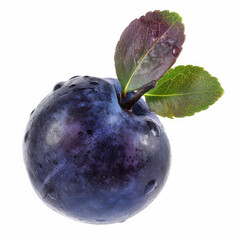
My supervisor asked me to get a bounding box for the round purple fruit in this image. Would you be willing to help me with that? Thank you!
[23,76,171,224]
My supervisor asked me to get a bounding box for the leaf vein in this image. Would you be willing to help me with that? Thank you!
[144,90,221,97]
[123,13,181,92]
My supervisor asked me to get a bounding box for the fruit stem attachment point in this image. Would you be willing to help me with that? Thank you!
[122,90,127,99]
[120,80,157,112]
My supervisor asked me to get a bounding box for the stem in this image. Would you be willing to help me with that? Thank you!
[120,80,157,112]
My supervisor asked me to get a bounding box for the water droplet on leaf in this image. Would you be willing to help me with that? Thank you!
[172,45,181,57]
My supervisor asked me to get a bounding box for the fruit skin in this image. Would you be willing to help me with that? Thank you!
[23,76,171,224]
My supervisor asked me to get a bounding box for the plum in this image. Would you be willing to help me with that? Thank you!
[23,76,170,224]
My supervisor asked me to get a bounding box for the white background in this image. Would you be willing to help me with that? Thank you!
[0,0,239,239]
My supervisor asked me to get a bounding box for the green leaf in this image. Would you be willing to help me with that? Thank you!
[114,10,185,93]
[145,65,224,118]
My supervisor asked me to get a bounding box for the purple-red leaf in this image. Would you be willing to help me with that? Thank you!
[114,10,185,92]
